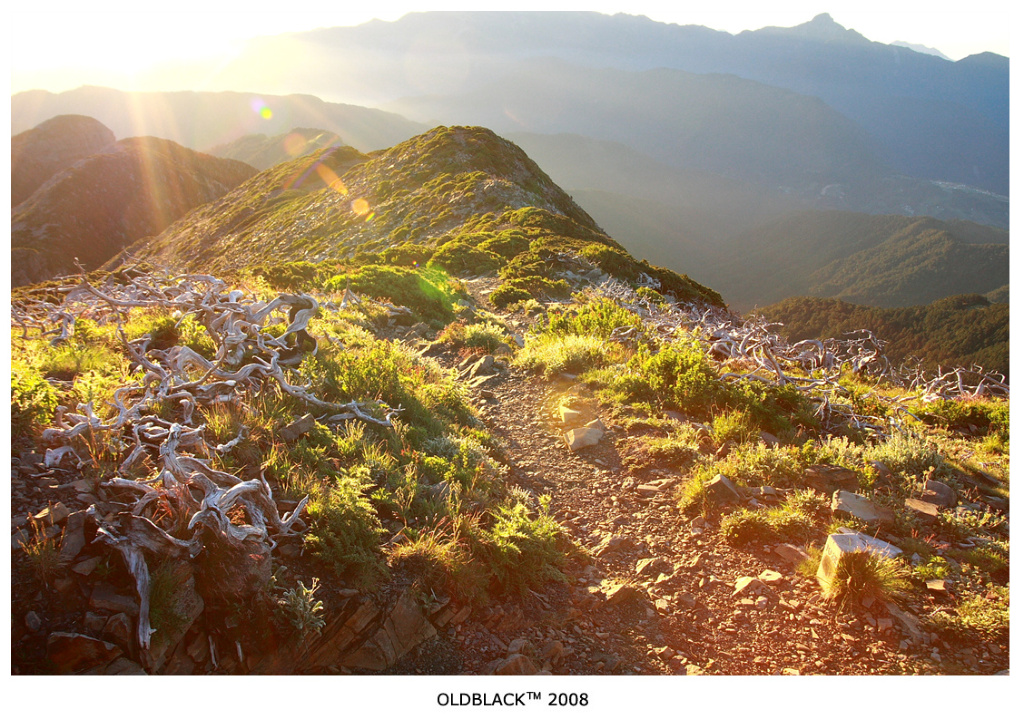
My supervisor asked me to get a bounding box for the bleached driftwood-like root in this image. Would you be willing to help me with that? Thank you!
[578,273,1007,436]
[18,266,413,652]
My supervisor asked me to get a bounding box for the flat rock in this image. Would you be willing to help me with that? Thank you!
[774,543,811,566]
[758,569,784,585]
[90,583,139,616]
[279,413,316,442]
[34,502,71,525]
[557,405,583,425]
[595,534,633,557]
[635,556,673,578]
[905,497,942,522]
[921,479,957,507]
[805,465,859,493]
[705,474,742,505]
[603,582,643,606]
[58,510,87,564]
[926,579,952,594]
[831,490,895,526]
[733,577,771,597]
[565,426,602,451]
[47,632,123,674]
[494,653,538,675]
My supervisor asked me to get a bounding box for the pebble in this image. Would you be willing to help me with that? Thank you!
[24,611,42,632]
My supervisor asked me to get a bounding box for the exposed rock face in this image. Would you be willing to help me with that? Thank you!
[12,114,116,206]
[11,135,256,286]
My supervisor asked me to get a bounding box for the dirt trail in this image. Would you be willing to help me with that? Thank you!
[402,285,1004,676]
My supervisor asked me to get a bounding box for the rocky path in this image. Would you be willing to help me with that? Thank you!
[402,347,1007,675]
[436,368,900,675]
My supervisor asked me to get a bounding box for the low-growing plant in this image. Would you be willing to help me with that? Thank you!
[515,333,619,377]
[719,505,816,546]
[276,578,326,637]
[438,320,509,354]
[862,433,945,481]
[303,467,387,589]
[12,362,58,436]
[475,496,567,595]
[822,551,911,612]
[925,584,1008,642]
[18,514,63,587]
[711,408,758,446]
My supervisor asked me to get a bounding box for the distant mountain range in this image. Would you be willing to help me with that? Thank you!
[703,211,1008,311]
[11,119,256,286]
[12,86,426,154]
[207,11,1007,195]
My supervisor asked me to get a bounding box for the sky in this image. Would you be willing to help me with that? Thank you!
[8,0,1013,97]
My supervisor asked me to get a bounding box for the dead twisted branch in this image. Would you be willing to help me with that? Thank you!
[15,267,401,649]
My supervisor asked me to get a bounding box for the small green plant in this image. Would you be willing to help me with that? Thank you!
[711,408,757,446]
[925,584,1008,642]
[475,496,567,595]
[823,551,911,612]
[12,362,58,435]
[913,556,951,581]
[719,505,816,546]
[303,467,387,588]
[277,578,326,637]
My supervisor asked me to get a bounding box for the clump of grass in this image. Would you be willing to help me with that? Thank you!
[711,408,758,446]
[515,334,619,377]
[718,488,827,546]
[621,431,701,474]
[19,514,63,587]
[390,517,488,602]
[438,320,509,354]
[823,551,911,612]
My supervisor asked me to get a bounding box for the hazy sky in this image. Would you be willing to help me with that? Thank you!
[9,0,1012,96]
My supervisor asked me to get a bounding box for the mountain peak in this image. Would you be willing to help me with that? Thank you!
[751,13,869,44]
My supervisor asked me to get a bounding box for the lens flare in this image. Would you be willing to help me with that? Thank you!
[315,163,348,195]
[250,97,273,120]
[351,197,370,215]
[283,132,308,157]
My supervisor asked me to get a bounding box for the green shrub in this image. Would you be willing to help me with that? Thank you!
[303,467,386,588]
[862,434,944,480]
[429,241,502,276]
[607,338,722,417]
[490,284,533,309]
[515,334,618,377]
[12,362,58,435]
[475,497,566,595]
[543,298,643,340]
[325,265,461,323]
